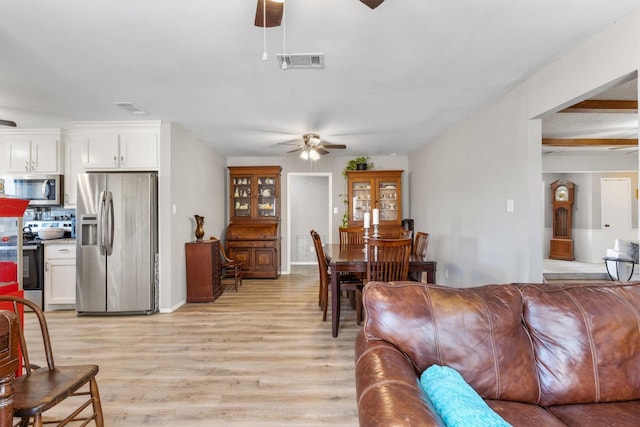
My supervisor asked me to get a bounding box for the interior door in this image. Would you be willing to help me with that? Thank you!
[602,177,631,252]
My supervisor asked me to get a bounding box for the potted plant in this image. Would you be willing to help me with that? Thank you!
[342,156,374,178]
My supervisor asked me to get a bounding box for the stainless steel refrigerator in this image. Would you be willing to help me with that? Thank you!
[76,172,158,315]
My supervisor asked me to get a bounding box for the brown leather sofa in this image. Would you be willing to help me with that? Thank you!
[355,281,640,426]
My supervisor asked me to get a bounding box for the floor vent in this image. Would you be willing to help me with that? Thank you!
[276,53,325,69]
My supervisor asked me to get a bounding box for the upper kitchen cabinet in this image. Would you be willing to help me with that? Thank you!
[73,121,160,171]
[346,170,404,236]
[63,131,85,208]
[0,129,62,174]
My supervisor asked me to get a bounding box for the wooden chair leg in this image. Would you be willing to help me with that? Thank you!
[91,377,104,427]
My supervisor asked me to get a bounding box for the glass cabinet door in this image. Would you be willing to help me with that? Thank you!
[257,176,277,218]
[232,176,252,217]
[377,179,399,222]
[350,180,372,222]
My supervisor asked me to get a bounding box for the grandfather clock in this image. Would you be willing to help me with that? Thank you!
[549,180,575,260]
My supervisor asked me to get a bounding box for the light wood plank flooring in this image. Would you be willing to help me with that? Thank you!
[24,265,360,426]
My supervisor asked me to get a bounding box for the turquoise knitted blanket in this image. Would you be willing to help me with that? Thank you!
[420,365,512,427]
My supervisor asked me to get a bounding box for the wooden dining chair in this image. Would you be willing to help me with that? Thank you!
[311,230,364,324]
[310,230,329,318]
[210,237,243,292]
[409,232,430,281]
[414,232,430,258]
[0,295,104,426]
[366,238,412,283]
[0,309,19,426]
[339,227,364,245]
[220,242,243,292]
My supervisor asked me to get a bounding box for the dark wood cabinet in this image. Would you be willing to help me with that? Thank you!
[185,240,223,302]
[346,170,404,237]
[226,166,281,279]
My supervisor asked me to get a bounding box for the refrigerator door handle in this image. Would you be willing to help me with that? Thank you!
[105,190,115,256]
[98,190,107,255]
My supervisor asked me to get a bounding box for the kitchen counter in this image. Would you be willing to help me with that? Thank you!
[40,238,75,245]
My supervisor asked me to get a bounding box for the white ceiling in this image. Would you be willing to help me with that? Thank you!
[0,1,638,158]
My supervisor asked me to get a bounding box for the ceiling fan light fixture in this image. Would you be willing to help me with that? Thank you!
[309,148,320,160]
[300,150,309,160]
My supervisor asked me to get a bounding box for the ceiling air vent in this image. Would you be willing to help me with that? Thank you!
[276,53,325,69]
[113,101,147,116]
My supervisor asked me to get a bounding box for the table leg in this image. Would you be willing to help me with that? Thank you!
[331,269,340,337]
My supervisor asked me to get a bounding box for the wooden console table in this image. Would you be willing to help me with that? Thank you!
[185,240,223,303]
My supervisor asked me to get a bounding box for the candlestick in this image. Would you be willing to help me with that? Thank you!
[363,212,370,229]
[372,208,379,225]
[363,226,369,251]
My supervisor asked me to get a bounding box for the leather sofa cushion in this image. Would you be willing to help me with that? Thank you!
[362,281,540,403]
[522,282,640,406]
[548,401,640,426]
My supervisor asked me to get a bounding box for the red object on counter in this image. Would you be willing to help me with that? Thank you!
[0,198,29,217]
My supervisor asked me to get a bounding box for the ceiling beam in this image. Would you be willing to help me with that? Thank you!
[542,138,638,147]
[560,100,638,113]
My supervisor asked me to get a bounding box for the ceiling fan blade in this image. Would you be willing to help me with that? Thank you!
[0,119,17,127]
[286,148,302,154]
[255,0,283,27]
[320,144,347,149]
[276,138,302,145]
[316,147,330,155]
[360,0,385,9]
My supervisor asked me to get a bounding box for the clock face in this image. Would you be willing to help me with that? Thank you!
[555,185,569,202]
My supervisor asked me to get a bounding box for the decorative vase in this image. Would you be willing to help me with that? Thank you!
[356,163,368,170]
[194,215,205,241]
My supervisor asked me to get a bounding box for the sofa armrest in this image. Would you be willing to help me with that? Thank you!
[355,330,443,427]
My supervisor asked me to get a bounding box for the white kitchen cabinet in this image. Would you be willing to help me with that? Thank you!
[64,133,84,207]
[82,123,159,170]
[0,129,62,174]
[44,243,76,311]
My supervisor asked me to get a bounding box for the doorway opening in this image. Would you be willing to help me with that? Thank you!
[286,173,332,272]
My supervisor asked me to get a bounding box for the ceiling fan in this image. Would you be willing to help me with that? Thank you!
[278,133,346,160]
[255,0,385,27]
[0,120,17,127]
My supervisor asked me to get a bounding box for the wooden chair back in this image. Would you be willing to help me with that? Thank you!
[414,232,430,257]
[339,227,364,245]
[310,230,330,321]
[0,295,104,426]
[366,238,412,283]
[211,236,243,291]
[0,310,19,426]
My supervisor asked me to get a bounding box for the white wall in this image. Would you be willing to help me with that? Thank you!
[409,10,639,287]
[158,123,226,312]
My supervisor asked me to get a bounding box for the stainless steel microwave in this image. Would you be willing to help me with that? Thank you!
[0,174,64,206]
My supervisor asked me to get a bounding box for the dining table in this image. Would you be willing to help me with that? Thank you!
[325,243,437,337]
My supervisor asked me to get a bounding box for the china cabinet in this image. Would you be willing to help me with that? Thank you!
[226,166,281,279]
[346,170,404,237]
[229,166,281,221]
